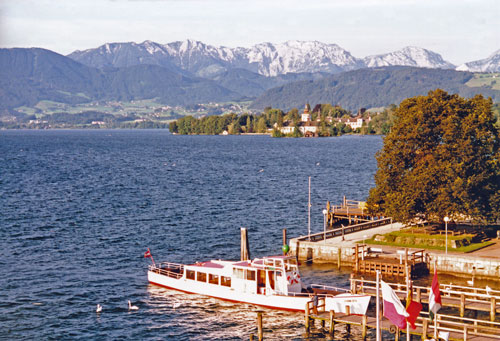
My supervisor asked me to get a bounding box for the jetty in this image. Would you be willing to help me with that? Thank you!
[303,279,500,340]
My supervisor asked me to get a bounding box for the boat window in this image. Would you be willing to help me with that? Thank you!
[197,272,207,282]
[276,271,283,277]
[275,260,283,268]
[209,274,219,285]
[186,270,195,280]
[221,276,231,287]
[233,268,245,279]
[246,270,256,281]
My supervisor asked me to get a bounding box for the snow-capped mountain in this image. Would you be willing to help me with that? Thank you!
[456,50,500,72]
[69,40,480,78]
[69,40,363,77]
[363,46,455,69]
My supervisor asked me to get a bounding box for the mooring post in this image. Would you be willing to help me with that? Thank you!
[491,297,496,322]
[422,318,428,340]
[355,244,359,273]
[329,310,335,337]
[241,227,250,261]
[460,294,465,317]
[282,228,287,255]
[305,302,310,332]
[257,312,263,341]
[361,315,367,340]
[416,287,421,303]
[337,247,342,270]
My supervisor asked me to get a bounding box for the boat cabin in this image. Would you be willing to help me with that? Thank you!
[181,255,303,296]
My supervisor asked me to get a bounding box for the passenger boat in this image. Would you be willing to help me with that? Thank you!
[147,254,371,314]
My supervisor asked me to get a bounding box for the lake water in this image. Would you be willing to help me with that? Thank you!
[1,130,387,340]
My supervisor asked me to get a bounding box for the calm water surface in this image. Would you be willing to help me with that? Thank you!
[1,130,389,340]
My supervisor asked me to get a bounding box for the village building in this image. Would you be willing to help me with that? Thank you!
[279,104,319,137]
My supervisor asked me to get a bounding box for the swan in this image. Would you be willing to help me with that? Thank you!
[173,302,181,310]
[96,304,102,313]
[467,277,474,286]
[128,300,139,310]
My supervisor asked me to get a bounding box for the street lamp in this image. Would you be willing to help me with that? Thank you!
[322,209,328,242]
[444,216,450,254]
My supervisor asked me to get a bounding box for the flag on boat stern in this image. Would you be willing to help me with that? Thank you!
[429,268,442,321]
[381,280,409,329]
[144,249,152,258]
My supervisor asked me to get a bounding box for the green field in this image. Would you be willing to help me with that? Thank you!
[466,73,500,90]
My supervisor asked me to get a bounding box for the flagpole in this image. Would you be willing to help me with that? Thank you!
[433,260,437,340]
[376,270,381,341]
[406,266,410,341]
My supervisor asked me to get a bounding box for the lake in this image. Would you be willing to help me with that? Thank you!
[1,130,385,340]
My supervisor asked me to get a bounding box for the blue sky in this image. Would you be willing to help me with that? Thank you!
[0,0,498,65]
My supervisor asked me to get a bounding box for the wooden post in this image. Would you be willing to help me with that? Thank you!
[395,327,400,341]
[422,318,428,340]
[416,287,421,304]
[463,325,468,341]
[295,241,300,262]
[257,312,263,341]
[404,248,408,278]
[337,247,342,270]
[361,315,367,340]
[241,228,250,261]
[305,303,310,332]
[329,310,335,337]
[491,297,496,322]
[345,305,351,315]
[355,244,359,273]
[282,228,287,255]
[460,294,465,317]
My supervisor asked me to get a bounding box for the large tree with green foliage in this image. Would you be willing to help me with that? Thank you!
[367,89,500,223]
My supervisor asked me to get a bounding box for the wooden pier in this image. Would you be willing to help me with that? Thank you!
[325,198,378,227]
[350,278,500,321]
[353,246,429,278]
[304,293,500,340]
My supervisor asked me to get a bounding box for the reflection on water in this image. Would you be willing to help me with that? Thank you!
[146,285,371,340]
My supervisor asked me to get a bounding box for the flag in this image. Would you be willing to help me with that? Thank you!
[429,268,442,321]
[144,249,151,258]
[381,280,409,329]
[406,300,423,329]
[405,280,423,329]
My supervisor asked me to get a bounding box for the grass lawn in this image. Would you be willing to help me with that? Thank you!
[363,229,495,253]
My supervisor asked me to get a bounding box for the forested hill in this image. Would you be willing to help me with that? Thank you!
[250,66,500,111]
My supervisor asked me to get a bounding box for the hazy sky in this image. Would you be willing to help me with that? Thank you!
[1,0,498,65]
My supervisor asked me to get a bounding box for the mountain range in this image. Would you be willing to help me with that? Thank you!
[1,40,500,113]
[68,40,500,76]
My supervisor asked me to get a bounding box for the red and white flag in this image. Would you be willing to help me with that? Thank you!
[429,268,442,320]
[381,280,409,329]
[144,249,152,258]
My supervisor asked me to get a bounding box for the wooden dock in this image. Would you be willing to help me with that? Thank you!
[350,278,500,321]
[353,246,429,278]
[304,296,500,340]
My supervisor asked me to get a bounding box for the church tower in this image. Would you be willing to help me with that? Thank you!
[301,103,311,122]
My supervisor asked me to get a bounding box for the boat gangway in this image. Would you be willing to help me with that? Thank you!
[350,278,500,321]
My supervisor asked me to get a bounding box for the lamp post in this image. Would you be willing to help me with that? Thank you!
[322,209,328,242]
[444,216,450,254]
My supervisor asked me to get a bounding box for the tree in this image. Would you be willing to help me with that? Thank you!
[256,116,267,133]
[367,89,500,223]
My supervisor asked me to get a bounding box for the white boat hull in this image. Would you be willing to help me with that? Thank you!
[148,270,370,314]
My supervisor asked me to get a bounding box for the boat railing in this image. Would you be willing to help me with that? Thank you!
[149,262,184,279]
[310,284,351,294]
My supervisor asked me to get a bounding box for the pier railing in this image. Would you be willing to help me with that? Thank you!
[351,277,500,321]
[296,217,392,242]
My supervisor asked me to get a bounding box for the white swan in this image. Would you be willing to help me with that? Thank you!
[172,302,181,310]
[467,277,474,286]
[128,300,139,310]
[96,304,102,313]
